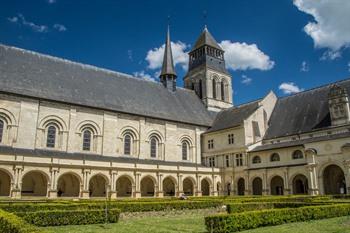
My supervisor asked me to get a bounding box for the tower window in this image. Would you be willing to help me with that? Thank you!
[124,134,132,155]
[82,129,92,151]
[46,125,57,148]
[209,157,215,167]
[221,82,225,101]
[270,153,280,162]
[150,137,157,158]
[182,141,188,160]
[226,155,230,167]
[212,79,217,99]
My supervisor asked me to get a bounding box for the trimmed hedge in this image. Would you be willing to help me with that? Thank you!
[0,209,42,233]
[0,200,223,213]
[226,202,323,213]
[205,204,350,233]
[16,208,121,227]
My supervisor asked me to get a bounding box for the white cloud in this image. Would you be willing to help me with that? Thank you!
[279,82,304,94]
[133,71,156,82]
[241,75,252,85]
[300,61,309,72]
[53,23,67,32]
[8,14,48,33]
[293,0,350,58]
[320,50,341,60]
[219,40,274,71]
[145,41,189,71]
[7,16,18,23]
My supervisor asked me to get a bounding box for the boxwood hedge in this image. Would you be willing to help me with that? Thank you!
[0,209,42,233]
[16,208,121,227]
[226,202,323,213]
[205,204,350,233]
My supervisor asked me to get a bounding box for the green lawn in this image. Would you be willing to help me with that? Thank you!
[42,213,350,233]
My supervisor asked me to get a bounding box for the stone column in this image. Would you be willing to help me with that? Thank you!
[262,170,268,195]
[109,171,118,199]
[48,167,59,198]
[343,160,350,194]
[11,165,23,199]
[212,175,218,196]
[244,172,250,195]
[157,173,164,197]
[306,164,319,195]
[196,174,202,197]
[283,168,291,195]
[134,172,141,198]
[177,174,183,197]
[81,169,91,199]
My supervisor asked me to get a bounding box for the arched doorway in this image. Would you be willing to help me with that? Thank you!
[237,178,245,195]
[57,173,80,197]
[141,176,155,197]
[21,171,48,197]
[183,177,194,196]
[201,179,210,196]
[116,176,132,197]
[252,177,263,195]
[89,175,107,197]
[270,176,284,195]
[163,177,176,197]
[0,170,11,196]
[323,165,346,194]
[292,174,308,194]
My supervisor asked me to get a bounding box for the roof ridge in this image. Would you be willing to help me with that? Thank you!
[279,78,350,100]
[0,43,160,85]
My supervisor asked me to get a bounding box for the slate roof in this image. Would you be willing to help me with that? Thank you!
[206,100,260,133]
[191,27,223,51]
[251,131,350,152]
[0,44,213,127]
[264,79,350,139]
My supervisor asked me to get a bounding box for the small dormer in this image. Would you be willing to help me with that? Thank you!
[328,84,350,126]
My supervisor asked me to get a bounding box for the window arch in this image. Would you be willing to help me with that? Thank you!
[124,134,132,155]
[46,124,57,148]
[0,119,4,143]
[292,150,304,159]
[252,156,261,164]
[82,128,93,151]
[150,136,158,158]
[212,79,217,99]
[270,153,280,162]
[182,141,189,160]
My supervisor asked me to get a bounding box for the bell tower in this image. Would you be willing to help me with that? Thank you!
[184,27,233,111]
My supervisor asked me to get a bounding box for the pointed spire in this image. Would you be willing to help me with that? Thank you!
[160,25,177,77]
[192,26,223,51]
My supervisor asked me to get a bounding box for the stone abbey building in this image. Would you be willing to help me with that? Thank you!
[0,26,349,199]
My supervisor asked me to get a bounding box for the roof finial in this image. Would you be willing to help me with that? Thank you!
[167,15,171,30]
[203,10,207,30]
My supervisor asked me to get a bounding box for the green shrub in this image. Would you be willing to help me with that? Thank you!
[0,209,42,233]
[205,204,350,233]
[226,202,323,213]
[16,208,120,227]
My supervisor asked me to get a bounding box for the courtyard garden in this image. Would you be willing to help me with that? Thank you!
[0,195,350,233]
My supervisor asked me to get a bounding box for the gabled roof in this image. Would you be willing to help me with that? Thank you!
[264,79,350,139]
[0,44,214,127]
[191,27,223,52]
[206,100,260,133]
[160,27,176,77]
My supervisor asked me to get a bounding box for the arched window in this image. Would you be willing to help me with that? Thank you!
[252,156,261,164]
[82,128,92,151]
[124,134,132,155]
[221,82,225,101]
[0,120,4,143]
[182,141,189,160]
[46,125,57,148]
[292,150,304,159]
[270,153,280,162]
[212,79,217,99]
[150,137,157,158]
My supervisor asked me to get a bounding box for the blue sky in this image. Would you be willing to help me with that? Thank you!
[1,0,350,105]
